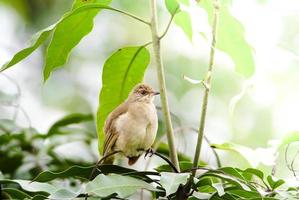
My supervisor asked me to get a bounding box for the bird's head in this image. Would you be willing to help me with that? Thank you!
[128,84,160,103]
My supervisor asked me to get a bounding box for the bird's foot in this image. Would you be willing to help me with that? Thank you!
[144,148,154,159]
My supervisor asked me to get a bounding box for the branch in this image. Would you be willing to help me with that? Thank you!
[159,6,179,39]
[150,0,180,171]
[192,0,220,175]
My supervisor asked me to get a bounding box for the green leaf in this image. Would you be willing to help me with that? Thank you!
[174,11,193,41]
[280,131,299,147]
[155,161,204,173]
[43,0,112,81]
[86,174,158,198]
[243,168,264,181]
[47,113,93,136]
[0,26,54,72]
[199,172,251,191]
[96,46,150,154]
[165,0,180,15]
[220,167,246,181]
[267,175,285,190]
[32,165,95,182]
[211,142,265,167]
[226,189,261,198]
[0,179,56,194]
[160,172,190,196]
[48,189,79,199]
[200,0,255,77]
[1,188,31,199]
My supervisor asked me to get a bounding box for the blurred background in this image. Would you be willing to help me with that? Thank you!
[0,0,299,188]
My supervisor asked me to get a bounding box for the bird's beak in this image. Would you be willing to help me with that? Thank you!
[153,91,160,95]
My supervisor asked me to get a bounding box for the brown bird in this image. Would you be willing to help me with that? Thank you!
[103,84,159,165]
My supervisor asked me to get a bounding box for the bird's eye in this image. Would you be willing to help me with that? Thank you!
[141,90,147,95]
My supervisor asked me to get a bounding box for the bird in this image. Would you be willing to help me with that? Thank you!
[102,83,159,165]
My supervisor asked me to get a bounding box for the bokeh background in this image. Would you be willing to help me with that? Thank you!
[1,0,299,187]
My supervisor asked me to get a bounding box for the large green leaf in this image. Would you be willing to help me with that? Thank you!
[43,0,111,80]
[160,172,190,196]
[0,26,54,72]
[86,174,158,198]
[96,46,150,154]
[200,0,255,77]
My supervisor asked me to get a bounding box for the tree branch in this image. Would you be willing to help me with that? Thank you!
[192,0,220,175]
[150,0,180,172]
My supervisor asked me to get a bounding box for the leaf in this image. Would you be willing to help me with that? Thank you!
[1,188,31,199]
[199,172,251,191]
[43,0,112,81]
[96,46,150,154]
[33,165,95,182]
[212,183,225,196]
[48,189,79,199]
[155,161,205,173]
[165,0,180,15]
[211,142,276,167]
[86,174,158,198]
[160,172,190,196]
[243,168,264,181]
[220,167,246,181]
[267,175,285,190]
[0,179,56,194]
[183,75,203,85]
[280,131,299,147]
[200,0,255,77]
[174,11,193,41]
[47,113,93,136]
[226,189,261,198]
[0,26,54,72]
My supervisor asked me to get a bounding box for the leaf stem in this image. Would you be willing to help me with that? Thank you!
[150,0,180,172]
[192,0,220,175]
[159,7,179,39]
[71,4,151,25]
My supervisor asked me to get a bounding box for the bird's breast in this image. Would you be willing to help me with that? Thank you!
[114,102,158,157]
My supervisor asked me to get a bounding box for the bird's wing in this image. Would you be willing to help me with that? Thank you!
[103,102,129,155]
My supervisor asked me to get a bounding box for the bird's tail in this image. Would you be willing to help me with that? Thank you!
[128,156,140,165]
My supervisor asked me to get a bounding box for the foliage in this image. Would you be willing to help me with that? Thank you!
[0,0,297,199]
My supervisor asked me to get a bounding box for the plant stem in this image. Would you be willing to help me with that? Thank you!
[150,0,180,171]
[192,0,219,175]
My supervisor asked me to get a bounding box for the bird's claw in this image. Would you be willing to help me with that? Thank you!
[144,148,154,159]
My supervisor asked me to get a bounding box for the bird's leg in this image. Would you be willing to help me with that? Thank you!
[145,148,154,158]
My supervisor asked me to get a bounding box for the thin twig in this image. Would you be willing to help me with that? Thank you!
[152,151,179,173]
[159,6,179,39]
[192,0,220,176]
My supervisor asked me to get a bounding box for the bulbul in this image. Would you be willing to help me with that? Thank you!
[103,83,159,165]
